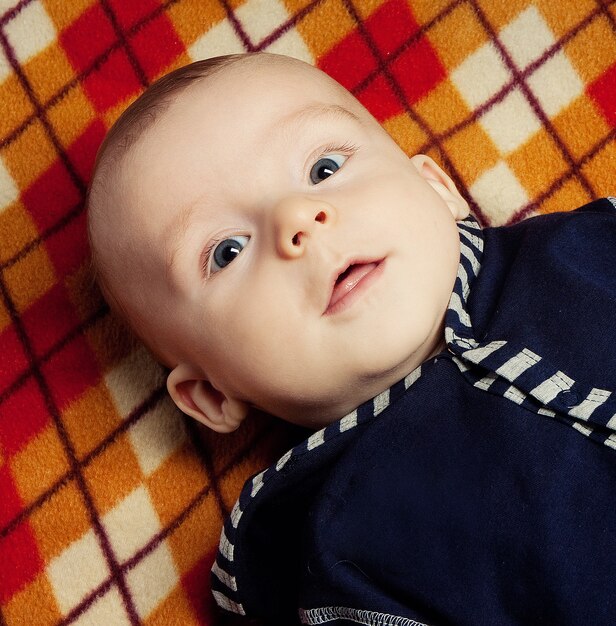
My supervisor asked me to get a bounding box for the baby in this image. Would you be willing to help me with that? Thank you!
[88,53,616,625]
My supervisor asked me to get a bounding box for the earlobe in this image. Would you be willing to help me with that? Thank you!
[167,363,248,433]
[410,154,470,220]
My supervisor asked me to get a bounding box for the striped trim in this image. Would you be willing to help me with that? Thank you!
[446,215,616,450]
[495,349,541,380]
[214,210,616,617]
[212,560,237,591]
[212,363,423,614]
[299,606,429,626]
[212,590,245,615]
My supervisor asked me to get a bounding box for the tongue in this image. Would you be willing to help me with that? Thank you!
[330,263,378,307]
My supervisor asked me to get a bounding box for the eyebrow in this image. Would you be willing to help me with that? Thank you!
[165,199,200,278]
[164,102,362,275]
[277,102,363,132]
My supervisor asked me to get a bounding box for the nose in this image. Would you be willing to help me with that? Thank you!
[272,196,335,258]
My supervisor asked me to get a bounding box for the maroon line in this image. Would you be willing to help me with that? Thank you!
[57,422,278,625]
[0,0,195,151]
[340,0,487,224]
[0,384,167,540]
[0,304,107,406]
[0,0,458,152]
[351,0,464,96]
[0,199,85,271]
[0,31,87,196]
[468,0,597,202]
[0,272,140,624]
[1,462,72,539]
[0,270,141,625]
[507,125,616,225]
[183,416,230,521]
[596,0,616,32]
[0,0,33,27]
[99,0,149,89]
[0,13,154,150]
[255,0,325,51]
[216,0,256,52]
[417,3,608,155]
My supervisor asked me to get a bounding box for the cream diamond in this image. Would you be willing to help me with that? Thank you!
[47,530,110,613]
[451,42,512,109]
[236,0,289,45]
[499,5,555,71]
[126,542,179,619]
[480,88,541,154]
[4,1,56,64]
[103,486,161,563]
[72,586,132,626]
[265,27,314,64]
[527,51,583,118]
[189,18,245,60]
[0,156,19,213]
[470,160,529,226]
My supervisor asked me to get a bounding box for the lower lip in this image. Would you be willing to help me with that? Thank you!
[324,259,386,316]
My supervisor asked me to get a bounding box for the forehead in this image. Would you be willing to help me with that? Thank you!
[122,58,366,221]
[109,58,375,289]
[140,57,359,156]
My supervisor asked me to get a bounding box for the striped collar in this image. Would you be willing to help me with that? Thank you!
[445,214,616,450]
[211,216,480,616]
[212,209,616,616]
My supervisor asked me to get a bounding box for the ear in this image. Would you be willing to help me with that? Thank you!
[167,363,248,433]
[410,154,470,221]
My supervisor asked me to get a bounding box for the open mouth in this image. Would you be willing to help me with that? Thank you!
[325,259,385,315]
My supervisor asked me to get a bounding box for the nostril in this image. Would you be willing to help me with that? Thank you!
[315,211,326,223]
[292,233,301,246]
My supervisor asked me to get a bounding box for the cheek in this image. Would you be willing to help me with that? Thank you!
[199,278,291,364]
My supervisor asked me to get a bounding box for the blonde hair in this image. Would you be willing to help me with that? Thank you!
[87,54,253,364]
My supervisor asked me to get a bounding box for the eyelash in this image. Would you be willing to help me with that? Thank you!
[315,141,359,163]
[200,234,244,277]
[201,239,217,276]
[200,141,359,277]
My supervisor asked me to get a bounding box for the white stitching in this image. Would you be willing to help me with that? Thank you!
[299,606,429,626]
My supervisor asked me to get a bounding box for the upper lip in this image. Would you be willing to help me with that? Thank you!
[324,257,383,313]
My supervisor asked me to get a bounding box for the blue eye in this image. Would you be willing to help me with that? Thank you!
[210,235,250,274]
[309,154,347,184]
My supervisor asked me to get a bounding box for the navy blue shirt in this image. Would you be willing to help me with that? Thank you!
[212,198,616,626]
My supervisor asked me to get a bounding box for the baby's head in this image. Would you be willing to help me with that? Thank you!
[87,52,469,432]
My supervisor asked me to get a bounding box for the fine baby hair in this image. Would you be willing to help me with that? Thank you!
[87,52,469,432]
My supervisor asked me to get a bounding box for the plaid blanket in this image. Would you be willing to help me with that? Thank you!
[0,0,614,624]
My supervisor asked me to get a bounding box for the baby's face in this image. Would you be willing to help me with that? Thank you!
[110,56,468,429]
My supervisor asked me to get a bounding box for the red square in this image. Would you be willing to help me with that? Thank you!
[0,521,42,603]
[21,283,80,358]
[82,48,142,112]
[319,29,379,92]
[45,207,89,278]
[366,0,420,58]
[0,326,29,396]
[67,120,107,184]
[22,161,81,233]
[60,3,117,73]
[588,62,616,127]
[42,334,100,410]
[183,551,216,625]
[0,464,24,529]
[390,36,446,105]
[107,0,160,30]
[357,73,404,122]
[0,378,50,456]
[130,12,184,81]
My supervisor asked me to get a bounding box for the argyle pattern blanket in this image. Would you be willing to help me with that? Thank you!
[0,0,614,624]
